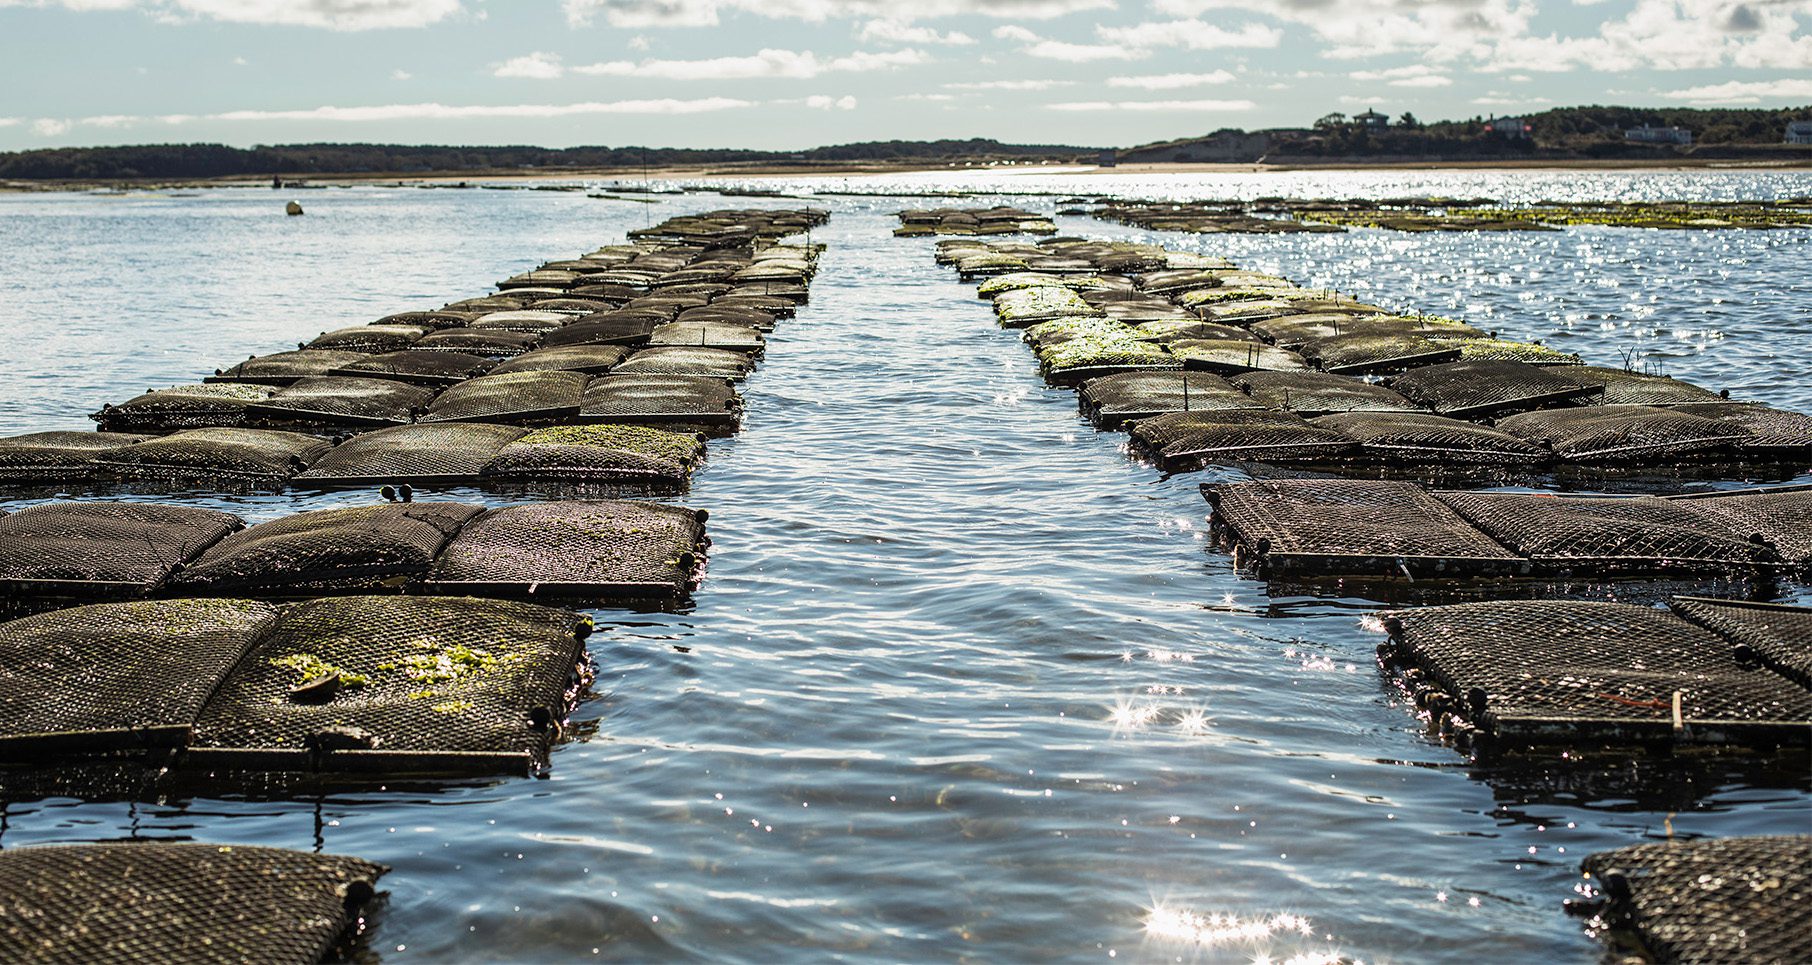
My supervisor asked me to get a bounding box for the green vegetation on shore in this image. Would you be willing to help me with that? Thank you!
[0,138,1098,181]
[2,104,1806,181]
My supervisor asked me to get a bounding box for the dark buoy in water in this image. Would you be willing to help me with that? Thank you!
[286,200,304,216]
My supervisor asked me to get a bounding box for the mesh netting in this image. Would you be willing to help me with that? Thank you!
[169,502,482,596]
[1128,319,1248,343]
[1450,339,1583,366]
[93,427,332,482]
[1668,402,1812,454]
[711,294,795,318]
[0,502,239,595]
[0,431,154,481]
[1077,371,1263,427]
[1384,601,1812,743]
[1671,487,1812,567]
[470,310,572,334]
[1131,409,1357,470]
[247,376,437,430]
[612,346,757,380]
[419,370,589,425]
[1250,314,1483,350]
[1232,371,1423,416]
[1171,340,1309,375]
[329,349,496,386]
[411,327,540,358]
[1582,835,1812,965]
[1387,360,1601,418]
[1556,365,1728,405]
[0,599,277,759]
[374,309,476,329]
[1436,492,1781,572]
[1133,269,1230,296]
[191,595,587,765]
[1494,405,1744,461]
[1208,479,1521,575]
[210,349,367,385]
[0,843,386,964]
[678,306,777,331]
[292,423,528,486]
[580,374,742,431]
[305,324,431,354]
[1300,332,1463,376]
[490,344,631,376]
[429,500,705,600]
[500,268,581,289]
[1670,597,1812,689]
[444,296,532,314]
[539,313,659,348]
[647,321,766,354]
[480,425,702,488]
[92,383,276,433]
[1308,411,1550,465]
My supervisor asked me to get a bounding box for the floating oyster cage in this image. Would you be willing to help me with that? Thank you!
[0,843,388,963]
[0,420,710,495]
[1572,835,1811,964]
[1376,597,1812,754]
[0,499,708,613]
[1202,480,1810,586]
[0,595,595,778]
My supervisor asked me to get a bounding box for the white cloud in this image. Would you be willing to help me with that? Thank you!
[1662,77,1812,103]
[392,68,413,80]
[628,34,650,49]
[993,23,1145,60]
[1349,64,1451,88]
[0,118,20,128]
[1140,0,1812,72]
[494,51,566,79]
[561,0,1113,28]
[1094,18,1281,50]
[943,78,1073,90]
[0,0,462,30]
[573,47,927,80]
[803,94,859,109]
[1105,70,1235,89]
[859,18,976,44]
[23,98,755,138]
[1048,98,1256,111]
[231,55,247,65]
[895,92,958,100]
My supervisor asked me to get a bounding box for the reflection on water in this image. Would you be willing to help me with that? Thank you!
[0,175,1806,961]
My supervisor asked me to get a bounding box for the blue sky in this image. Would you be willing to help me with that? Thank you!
[1,0,1807,151]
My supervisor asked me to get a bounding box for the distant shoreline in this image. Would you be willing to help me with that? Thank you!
[5,155,1810,194]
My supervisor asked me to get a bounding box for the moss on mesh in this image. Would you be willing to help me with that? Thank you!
[513,424,704,467]
[1453,338,1583,365]
[993,286,1099,324]
[270,653,370,688]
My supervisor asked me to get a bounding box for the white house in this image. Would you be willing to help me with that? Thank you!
[1625,124,1693,145]
[1484,116,1532,139]
[1787,120,1812,145]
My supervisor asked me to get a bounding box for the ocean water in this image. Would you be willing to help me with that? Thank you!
[0,174,1807,963]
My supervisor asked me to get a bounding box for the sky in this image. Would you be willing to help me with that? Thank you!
[0,0,1808,151]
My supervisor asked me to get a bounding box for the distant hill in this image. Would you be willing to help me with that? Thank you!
[1120,105,1812,164]
[0,138,1101,180]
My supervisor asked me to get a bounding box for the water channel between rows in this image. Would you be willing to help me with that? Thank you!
[0,182,1807,962]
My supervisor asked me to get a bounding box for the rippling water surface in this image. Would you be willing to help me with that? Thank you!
[0,173,1808,963]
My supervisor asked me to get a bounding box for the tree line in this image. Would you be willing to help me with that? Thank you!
[0,138,1098,180]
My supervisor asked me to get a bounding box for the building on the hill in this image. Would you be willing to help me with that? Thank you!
[1787,120,1812,145]
[1483,116,1532,139]
[1625,124,1693,145]
[1353,108,1390,130]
